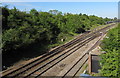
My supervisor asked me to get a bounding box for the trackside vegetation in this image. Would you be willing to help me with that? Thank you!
[1,6,114,68]
[100,23,120,77]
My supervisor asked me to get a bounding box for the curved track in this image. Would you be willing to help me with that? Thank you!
[2,23,116,78]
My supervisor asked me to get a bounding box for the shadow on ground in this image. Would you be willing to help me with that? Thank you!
[2,41,50,70]
[91,54,101,73]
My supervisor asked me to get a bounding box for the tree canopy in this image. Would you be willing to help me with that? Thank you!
[2,6,114,53]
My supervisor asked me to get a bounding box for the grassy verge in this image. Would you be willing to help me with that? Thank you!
[48,32,79,49]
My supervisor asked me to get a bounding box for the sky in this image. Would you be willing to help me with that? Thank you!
[1,2,118,18]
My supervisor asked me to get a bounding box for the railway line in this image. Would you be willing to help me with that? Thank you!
[23,34,100,78]
[2,29,90,77]
[2,23,116,78]
[61,32,105,77]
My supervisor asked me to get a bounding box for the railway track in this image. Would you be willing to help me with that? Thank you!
[23,34,100,78]
[5,31,100,78]
[60,24,115,77]
[62,32,105,78]
[24,29,107,78]
[2,23,116,78]
[2,29,90,76]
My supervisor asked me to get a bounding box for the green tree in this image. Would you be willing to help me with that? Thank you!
[2,5,113,57]
[100,24,120,77]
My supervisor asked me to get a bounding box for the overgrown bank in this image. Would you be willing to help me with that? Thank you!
[1,6,114,69]
[100,23,120,77]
